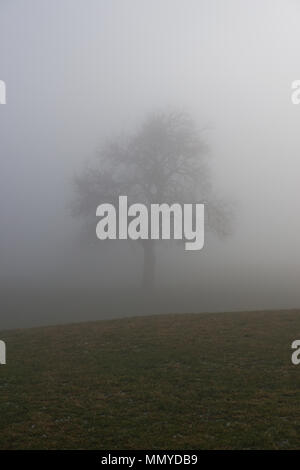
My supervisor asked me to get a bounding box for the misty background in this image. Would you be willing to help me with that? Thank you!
[1,0,300,329]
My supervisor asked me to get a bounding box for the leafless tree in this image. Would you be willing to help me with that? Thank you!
[72,111,233,288]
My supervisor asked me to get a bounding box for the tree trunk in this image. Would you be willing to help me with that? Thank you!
[142,242,155,289]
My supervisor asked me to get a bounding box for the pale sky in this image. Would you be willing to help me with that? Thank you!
[1,0,300,315]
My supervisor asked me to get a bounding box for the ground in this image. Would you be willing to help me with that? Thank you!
[0,310,300,449]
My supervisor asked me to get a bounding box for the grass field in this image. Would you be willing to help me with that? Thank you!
[0,310,300,449]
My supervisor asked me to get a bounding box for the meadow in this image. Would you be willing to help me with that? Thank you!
[0,310,300,449]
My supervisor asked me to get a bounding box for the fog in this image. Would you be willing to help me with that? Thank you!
[1,0,300,329]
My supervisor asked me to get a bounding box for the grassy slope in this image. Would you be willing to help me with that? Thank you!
[0,310,300,449]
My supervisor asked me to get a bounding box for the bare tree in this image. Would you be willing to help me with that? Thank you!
[72,111,232,289]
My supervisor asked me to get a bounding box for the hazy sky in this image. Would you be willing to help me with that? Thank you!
[1,0,300,312]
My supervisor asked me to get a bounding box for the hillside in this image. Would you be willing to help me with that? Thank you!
[0,310,300,449]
